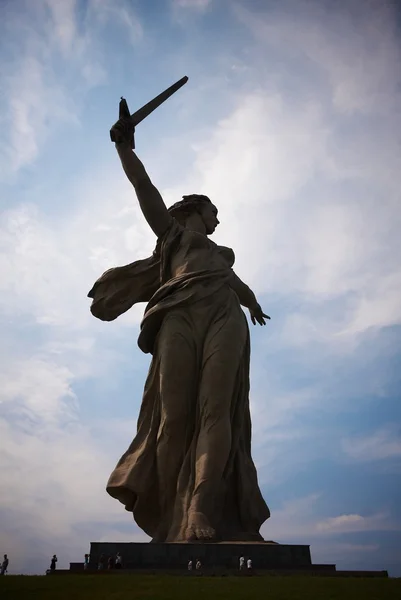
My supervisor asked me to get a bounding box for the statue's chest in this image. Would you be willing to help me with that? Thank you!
[170,231,233,275]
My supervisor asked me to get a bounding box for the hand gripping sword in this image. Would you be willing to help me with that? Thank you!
[110,76,188,148]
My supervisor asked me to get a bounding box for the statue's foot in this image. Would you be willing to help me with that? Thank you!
[185,511,216,541]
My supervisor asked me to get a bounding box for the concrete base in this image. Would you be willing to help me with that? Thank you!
[88,541,312,570]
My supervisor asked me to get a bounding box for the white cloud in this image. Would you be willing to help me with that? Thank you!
[172,91,400,349]
[0,176,152,328]
[222,2,401,347]
[3,0,400,343]
[0,357,77,424]
[317,513,364,531]
[316,512,395,534]
[3,55,78,174]
[342,428,401,462]
[43,0,78,56]
[262,494,398,543]
[1,0,401,577]
[234,0,400,115]
[90,0,143,45]
[1,66,399,570]
[261,495,398,574]
[338,273,401,336]
[0,0,144,178]
[173,0,212,11]
[0,354,144,573]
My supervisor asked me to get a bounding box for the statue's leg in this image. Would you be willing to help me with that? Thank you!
[155,311,197,539]
[186,301,248,541]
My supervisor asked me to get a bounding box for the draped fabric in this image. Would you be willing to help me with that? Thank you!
[88,219,270,541]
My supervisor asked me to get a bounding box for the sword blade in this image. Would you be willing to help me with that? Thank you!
[130,76,188,126]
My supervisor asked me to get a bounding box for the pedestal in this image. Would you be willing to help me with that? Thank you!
[89,541,313,570]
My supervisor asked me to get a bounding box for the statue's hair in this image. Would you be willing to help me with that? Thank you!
[168,194,212,224]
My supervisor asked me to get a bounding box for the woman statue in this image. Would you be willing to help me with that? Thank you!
[88,117,271,543]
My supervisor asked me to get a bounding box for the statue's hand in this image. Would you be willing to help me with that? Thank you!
[110,117,135,145]
[249,304,270,326]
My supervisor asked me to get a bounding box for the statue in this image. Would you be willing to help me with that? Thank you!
[88,79,271,543]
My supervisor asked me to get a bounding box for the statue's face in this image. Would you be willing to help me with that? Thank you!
[201,203,219,234]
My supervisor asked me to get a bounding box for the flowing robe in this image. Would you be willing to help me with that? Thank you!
[88,219,270,541]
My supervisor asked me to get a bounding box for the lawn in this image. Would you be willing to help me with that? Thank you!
[1,574,400,600]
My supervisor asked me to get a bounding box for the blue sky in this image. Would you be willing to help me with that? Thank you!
[1,0,401,576]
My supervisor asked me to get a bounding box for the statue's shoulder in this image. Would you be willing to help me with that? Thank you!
[216,244,235,267]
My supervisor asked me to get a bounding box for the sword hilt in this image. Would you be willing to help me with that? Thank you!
[110,76,188,150]
[110,97,135,148]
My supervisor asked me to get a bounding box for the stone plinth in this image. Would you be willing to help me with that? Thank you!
[89,541,312,570]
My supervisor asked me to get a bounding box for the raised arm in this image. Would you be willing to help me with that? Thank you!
[230,271,270,326]
[111,118,172,238]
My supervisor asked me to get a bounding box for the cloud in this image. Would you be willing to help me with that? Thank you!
[0,352,144,573]
[90,0,143,45]
[262,493,398,543]
[2,55,78,175]
[165,89,400,358]
[43,0,78,56]
[0,357,77,424]
[173,0,212,11]
[234,0,400,114]
[0,0,144,178]
[261,493,398,573]
[3,0,400,344]
[341,427,401,462]
[316,512,396,534]
[223,4,401,349]
[1,0,401,577]
[1,46,399,570]
[0,178,152,328]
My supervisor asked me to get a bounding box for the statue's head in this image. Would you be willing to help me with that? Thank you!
[168,194,219,234]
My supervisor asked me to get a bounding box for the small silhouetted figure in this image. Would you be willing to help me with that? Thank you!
[115,552,122,569]
[107,555,115,570]
[188,559,193,571]
[50,555,57,571]
[1,554,8,575]
[98,553,106,570]
[239,555,245,571]
[84,554,90,570]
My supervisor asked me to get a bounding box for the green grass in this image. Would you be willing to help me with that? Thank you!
[1,574,400,600]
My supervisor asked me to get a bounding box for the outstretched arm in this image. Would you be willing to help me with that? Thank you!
[111,119,172,238]
[230,271,270,326]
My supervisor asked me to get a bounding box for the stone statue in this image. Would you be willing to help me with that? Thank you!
[88,105,271,543]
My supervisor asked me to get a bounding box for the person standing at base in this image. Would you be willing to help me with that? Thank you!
[84,554,90,570]
[115,552,122,569]
[1,554,9,575]
[188,559,193,571]
[239,555,245,571]
[247,557,252,574]
[50,555,57,571]
[195,558,202,573]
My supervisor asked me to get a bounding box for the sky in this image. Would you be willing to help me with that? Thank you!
[0,0,400,577]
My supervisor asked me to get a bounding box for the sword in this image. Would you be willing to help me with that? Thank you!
[110,76,189,148]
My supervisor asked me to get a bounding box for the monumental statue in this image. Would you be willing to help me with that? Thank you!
[88,77,271,543]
